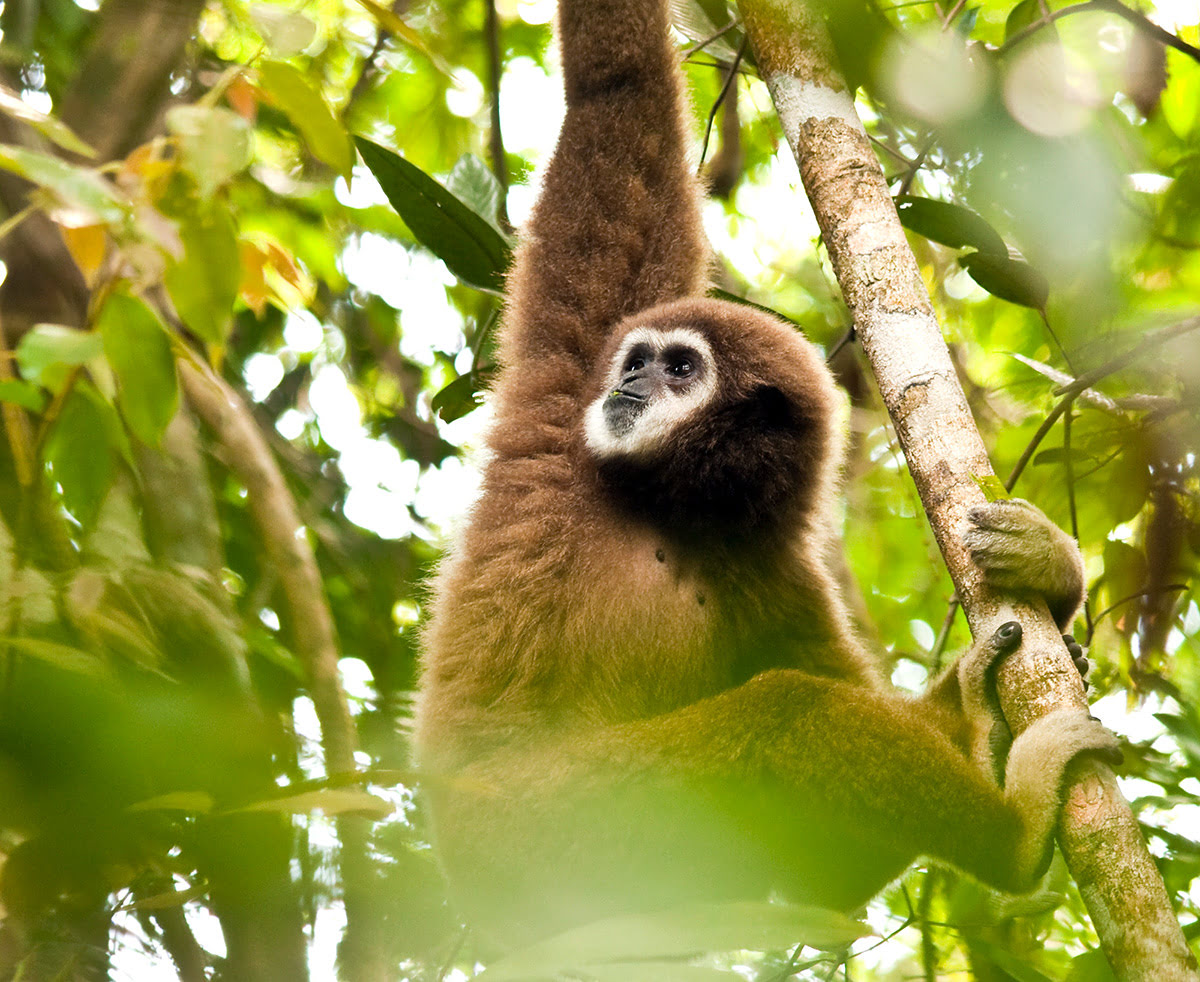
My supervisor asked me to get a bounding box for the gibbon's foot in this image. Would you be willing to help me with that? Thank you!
[957,620,1022,708]
[1002,707,1123,886]
[1062,635,1092,689]
[964,499,1085,631]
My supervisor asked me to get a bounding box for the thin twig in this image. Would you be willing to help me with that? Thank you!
[682,18,739,59]
[1006,316,1200,490]
[1085,584,1189,645]
[484,0,510,229]
[1002,0,1200,62]
[699,37,748,168]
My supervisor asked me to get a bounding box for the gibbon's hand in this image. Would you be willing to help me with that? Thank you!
[965,498,1085,631]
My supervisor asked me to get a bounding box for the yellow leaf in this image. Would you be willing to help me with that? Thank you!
[239,240,271,317]
[59,224,107,286]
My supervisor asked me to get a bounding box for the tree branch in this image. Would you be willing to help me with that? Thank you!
[178,360,389,982]
[736,1,1197,978]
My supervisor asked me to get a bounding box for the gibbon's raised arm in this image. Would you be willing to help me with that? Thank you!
[503,0,707,380]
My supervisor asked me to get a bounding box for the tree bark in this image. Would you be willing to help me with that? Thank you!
[735,1,1198,979]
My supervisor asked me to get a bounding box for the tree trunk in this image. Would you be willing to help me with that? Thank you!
[735,1,1198,979]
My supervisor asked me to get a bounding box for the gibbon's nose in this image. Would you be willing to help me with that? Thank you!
[614,371,656,401]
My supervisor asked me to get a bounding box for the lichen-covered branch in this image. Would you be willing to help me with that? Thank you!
[736,0,1197,978]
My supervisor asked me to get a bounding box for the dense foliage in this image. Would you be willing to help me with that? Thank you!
[0,0,1197,978]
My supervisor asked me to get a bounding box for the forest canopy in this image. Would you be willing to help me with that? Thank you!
[0,0,1197,979]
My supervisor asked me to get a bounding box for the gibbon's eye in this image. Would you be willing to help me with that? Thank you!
[627,357,646,373]
[668,359,693,378]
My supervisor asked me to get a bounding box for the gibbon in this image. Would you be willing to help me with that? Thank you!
[415,0,1117,946]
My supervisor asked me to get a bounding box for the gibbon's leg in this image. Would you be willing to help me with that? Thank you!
[430,629,1119,941]
[918,621,1094,780]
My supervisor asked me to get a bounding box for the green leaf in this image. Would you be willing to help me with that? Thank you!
[15,323,104,391]
[1065,950,1117,982]
[166,105,252,198]
[896,196,1008,257]
[446,154,509,236]
[44,383,119,529]
[478,902,866,981]
[258,61,354,179]
[1004,0,1052,43]
[959,253,1049,310]
[582,965,741,981]
[164,204,240,345]
[0,379,47,412]
[249,5,316,55]
[1,636,110,678]
[232,788,393,818]
[0,88,94,156]
[971,474,1011,502]
[432,370,490,422]
[128,791,216,814]
[0,144,126,224]
[966,939,1056,982]
[96,291,179,446]
[356,137,511,291]
[122,884,208,911]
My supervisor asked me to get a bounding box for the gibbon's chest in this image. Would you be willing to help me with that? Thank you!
[560,526,727,718]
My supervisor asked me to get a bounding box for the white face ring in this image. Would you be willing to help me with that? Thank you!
[584,326,718,460]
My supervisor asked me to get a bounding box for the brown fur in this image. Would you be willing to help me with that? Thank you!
[415,0,1115,948]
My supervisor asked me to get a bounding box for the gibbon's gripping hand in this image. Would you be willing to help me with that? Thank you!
[1062,634,1093,689]
[964,498,1085,631]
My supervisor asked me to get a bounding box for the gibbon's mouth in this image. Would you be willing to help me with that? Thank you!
[602,389,648,437]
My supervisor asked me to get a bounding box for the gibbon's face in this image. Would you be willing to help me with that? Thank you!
[584,326,719,460]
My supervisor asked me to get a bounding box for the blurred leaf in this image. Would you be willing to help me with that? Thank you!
[1104,443,1151,525]
[123,884,208,911]
[0,85,94,156]
[15,324,103,391]
[896,195,1007,256]
[258,60,354,179]
[446,153,510,236]
[44,383,118,528]
[1155,713,1200,763]
[128,791,216,814]
[249,5,316,55]
[959,253,1049,311]
[1065,948,1117,982]
[0,380,47,412]
[166,105,252,198]
[1160,49,1200,141]
[966,939,1056,982]
[1031,447,1091,467]
[353,0,448,72]
[583,966,741,981]
[97,291,179,446]
[2,637,110,678]
[164,204,240,345]
[233,788,393,818]
[0,144,127,224]
[478,902,866,980]
[60,223,108,286]
[356,137,511,291]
